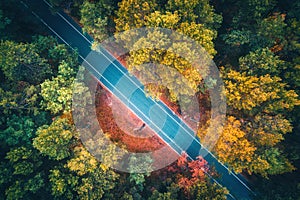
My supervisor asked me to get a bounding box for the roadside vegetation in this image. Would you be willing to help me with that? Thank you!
[0,0,299,199]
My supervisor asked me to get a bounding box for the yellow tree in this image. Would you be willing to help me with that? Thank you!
[198,116,267,174]
[115,0,157,32]
[217,68,300,176]
[115,1,218,103]
[223,69,299,112]
[213,116,257,173]
[33,118,75,161]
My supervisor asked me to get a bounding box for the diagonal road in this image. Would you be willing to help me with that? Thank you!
[21,0,255,199]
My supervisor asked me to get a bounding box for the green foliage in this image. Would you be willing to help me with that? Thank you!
[5,180,26,200]
[5,147,35,175]
[148,183,180,200]
[127,155,152,189]
[33,35,78,67]
[1,0,300,199]
[0,40,52,84]
[247,114,293,147]
[121,192,134,200]
[0,85,40,115]
[0,36,77,85]
[189,181,228,200]
[1,145,46,199]
[49,168,78,199]
[33,117,75,160]
[40,61,76,114]
[288,19,300,47]
[0,9,10,31]
[0,115,35,147]
[0,162,13,186]
[261,148,295,175]
[80,0,115,42]
[218,1,289,62]
[239,48,284,76]
[23,173,45,193]
[257,14,287,47]
[285,58,300,90]
[222,29,251,46]
[233,0,277,27]
[246,0,277,19]
[3,173,43,200]
[166,0,222,29]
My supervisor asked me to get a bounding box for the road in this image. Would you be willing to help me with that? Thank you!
[21,0,255,199]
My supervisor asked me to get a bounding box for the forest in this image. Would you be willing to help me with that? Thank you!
[0,0,299,199]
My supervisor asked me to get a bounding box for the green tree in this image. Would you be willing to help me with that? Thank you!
[222,29,252,47]
[0,36,76,87]
[40,61,76,115]
[49,146,119,200]
[48,167,78,199]
[239,48,284,76]
[257,13,287,48]
[148,183,180,200]
[80,0,115,43]
[1,141,48,199]
[0,9,10,32]
[5,146,43,176]
[0,115,35,147]
[33,117,76,160]
[233,0,277,28]
[166,0,222,29]
[4,173,45,200]
[33,35,78,67]
[0,85,39,115]
[127,155,152,191]
[189,181,228,200]
[0,40,52,84]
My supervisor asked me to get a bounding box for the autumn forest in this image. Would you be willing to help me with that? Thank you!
[0,0,299,199]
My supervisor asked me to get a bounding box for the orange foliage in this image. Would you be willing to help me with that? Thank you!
[167,153,209,191]
[59,112,74,124]
[95,85,166,153]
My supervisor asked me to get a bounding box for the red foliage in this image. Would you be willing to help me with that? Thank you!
[166,153,209,191]
[95,85,166,153]
[178,177,192,189]
[188,156,208,182]
[177,152,188,168]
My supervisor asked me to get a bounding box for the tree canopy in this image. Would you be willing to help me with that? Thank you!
[0,0,300,199]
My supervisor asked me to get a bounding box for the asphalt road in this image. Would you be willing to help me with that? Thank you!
[21,0,255,199]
